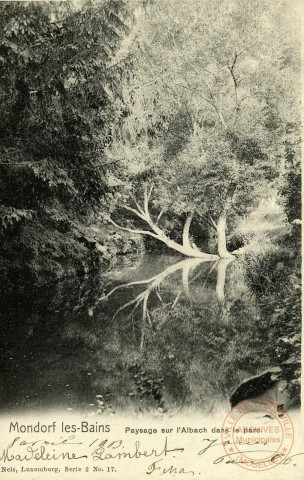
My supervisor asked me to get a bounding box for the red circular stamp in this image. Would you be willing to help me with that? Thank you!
[221,398,294,471]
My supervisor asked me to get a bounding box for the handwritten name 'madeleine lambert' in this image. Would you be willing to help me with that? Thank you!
[9,422,110,434]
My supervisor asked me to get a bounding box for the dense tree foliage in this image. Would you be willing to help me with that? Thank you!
[0,0,137,282]
[105,0,300,257]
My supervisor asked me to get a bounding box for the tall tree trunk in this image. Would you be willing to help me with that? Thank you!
[216,213,234,258]
[182,212,194,250]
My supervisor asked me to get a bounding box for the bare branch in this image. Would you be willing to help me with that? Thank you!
[155,290,164,304]
[230,52,238,71]
[147,183,154,202]
[199,213,217,231]
[99,275,161,301]
[112,295,143,321]
[122,205,147,221]
[146,310,152,327]
[209,215,217,229]
[131,193,145,215]
[107,217,160,239]
[156,210,164,224]
[228,52,240,119]
[143,184,152,218]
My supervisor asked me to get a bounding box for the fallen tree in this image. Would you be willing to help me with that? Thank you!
[104,185,223,259]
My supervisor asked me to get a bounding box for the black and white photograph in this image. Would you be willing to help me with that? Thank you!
[0,0,302,478]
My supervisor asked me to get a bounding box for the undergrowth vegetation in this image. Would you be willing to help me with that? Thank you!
[242,228,301,404]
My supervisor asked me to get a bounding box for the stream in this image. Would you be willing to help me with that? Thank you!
[0,252,300,415]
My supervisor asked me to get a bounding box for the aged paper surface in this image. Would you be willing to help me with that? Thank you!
[0,0,302,479]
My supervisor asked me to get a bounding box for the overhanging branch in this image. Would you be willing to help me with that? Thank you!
[107,217,160,239]
[123,205,147,221]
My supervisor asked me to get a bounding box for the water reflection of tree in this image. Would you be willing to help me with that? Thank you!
[97,257,234,348]
[85,256,273,414]
[0,256,282,415]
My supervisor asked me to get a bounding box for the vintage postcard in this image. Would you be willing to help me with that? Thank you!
[0,0,302,479]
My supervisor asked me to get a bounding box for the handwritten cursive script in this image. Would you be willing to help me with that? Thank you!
[0,435,302,477]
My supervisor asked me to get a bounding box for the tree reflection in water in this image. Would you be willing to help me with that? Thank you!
[95,257,233,349]
[85,255,273,414]
[0,254,298,415]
